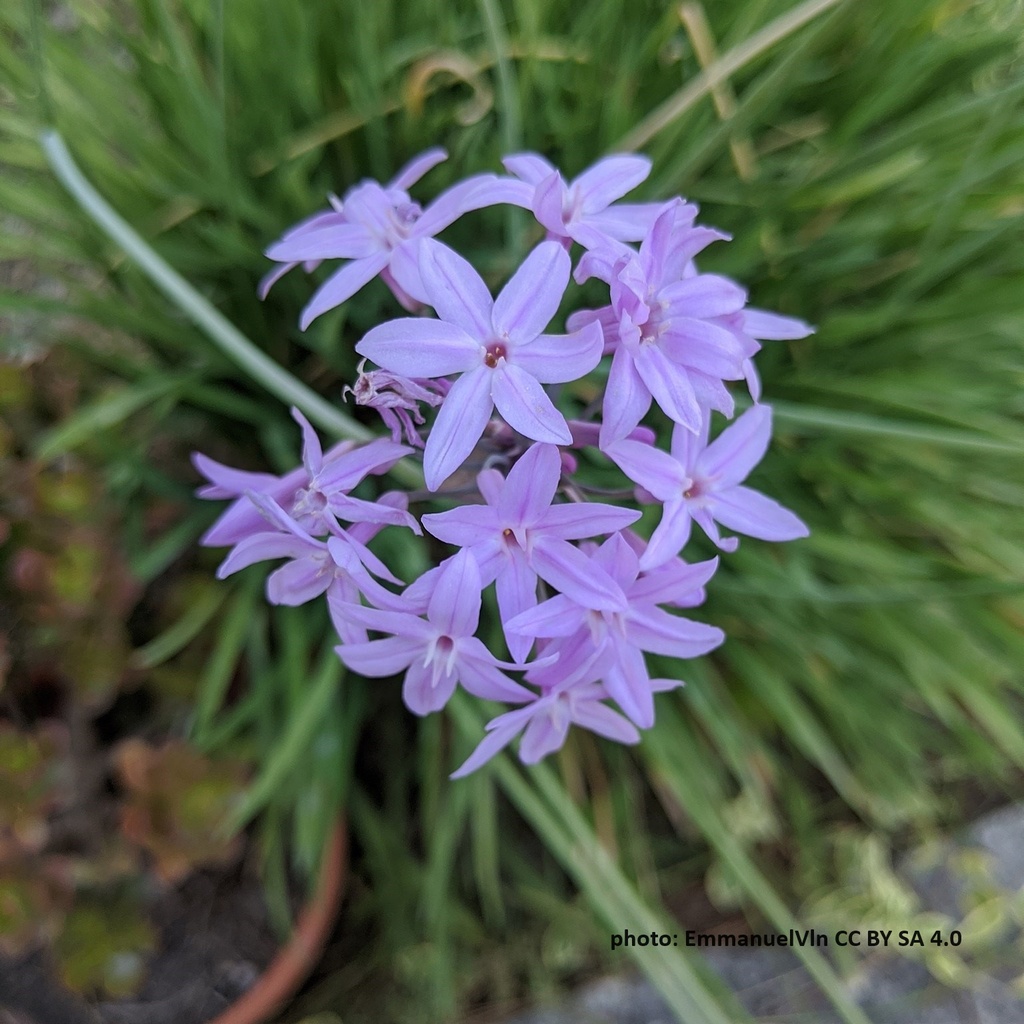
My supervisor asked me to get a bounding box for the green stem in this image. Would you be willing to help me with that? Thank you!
[39,130,424,490]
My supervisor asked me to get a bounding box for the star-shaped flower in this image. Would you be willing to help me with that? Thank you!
[357,240,603,490]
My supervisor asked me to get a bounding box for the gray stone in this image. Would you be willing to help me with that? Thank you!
[967,804,1024,893]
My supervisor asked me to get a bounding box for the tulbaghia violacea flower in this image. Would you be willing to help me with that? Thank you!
[495,152,667,250]
[342,361,448,447]
[606,404,809,566]
[421,441,641,661]
[334,549,536,715]
[506,533,724,728]
[357,240,603,490]
[574,201,758,446]
[262,148,502,328]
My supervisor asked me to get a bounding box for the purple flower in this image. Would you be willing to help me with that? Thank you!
[505,533,724,727]
[213,490,407,643]
[495,153,666,250]
[421,442,641,661]
[194,408,415,544]
[575,202,758,446]
[357,240,604,490]
[342,361,448,447]
[737,308,815,401]
[606,404,809,566]
[334,550,535,715]
[262,148,502,328]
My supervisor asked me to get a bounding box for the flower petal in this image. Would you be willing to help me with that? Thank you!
[421,504,500,546]
[428,548,482,637]
[265,222,377,263]
[502,153,557,185]
[660,274,747,319]
[709,485,809,541]
[402,659,457,715]
[602,644,654,729]
[604,439,686,501]
[633,344,702,433]
[492,241,570,344]
[335,635,421,677]
[573,155,651,214]
[266,557,332,605]
[625,606,725,658]
[450,719,524,778]
[638,500,693,570]
[599,343,652,448]
[515,321,604,384]
[300,252,390,330]
[496,548,540,663]
[570,699,641,744]
[423,367,494,490]
[490,364,572,445]
[499,442,561,526]
[742,308,814,340]
[536,502,641,540]
[530,536,628,612]
[519,706,571,763]
[697,404,772,488]
[356,317,480,377]
[388,147,447,190]
[418,240,493,338]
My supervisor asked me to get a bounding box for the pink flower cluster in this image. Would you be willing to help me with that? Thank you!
[196,150,811,775]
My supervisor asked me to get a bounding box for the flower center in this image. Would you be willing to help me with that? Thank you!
[484,342,508,368]
[436,635,454,655]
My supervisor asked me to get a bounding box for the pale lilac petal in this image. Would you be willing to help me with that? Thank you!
[744,359,762,402]
[742,308,814,340]
[328,493,420,533]
[519,707,571,763]
[266,557,332,605]
[402,660,457,715]
[300,252,390,330]
[690,371,735,419]
[660,275,747,319]
[389,147,447,190]
[625,606,725,658]
[659,320,748,378]
[317,439,412,493]
[536,502,641,540]
[245,491,312,539]
[533,172,568,235]
[692,507,739,552]
[505,595,582,638]
[604,439,686,501]
[290,407,322,477]
[415,173,506,234]
[387,241,428,305]
[709,486,809,542]
[589,531,640,587]
[570,700,641,744]
[530,537,629,612]
[193,453,280,499]
[572,155,651,214]
[599,344,651,448]
[258,262,298,299]
[335,635,421,676]
[356,317,480,377]
[418,240,493,338]
[515,321,603,384]
[565,306,618,351]
[421,504,500,546]
[499,442,561,526]
[447,176,534,213]
[585,203,665,243]
[492,241,569,344]
[502,153,557,185]
[457,638,535,702]
[329,533,405,588]
[428,548,482,637]
[630,556,719,605]
[266,223,378,263]
[638,500,693,570]
[697,404,772,488]
[476,467,505,507]
[423,367,494,490]
[496,548,539,663]
[216,534,315,578]
[326,580,369,645]
[650,676,686,692]
[634,345,702,433]
[450,719,524,778]
[669,415,711,474]
[334,599,432,637]
[603,645,654,729]
[490,364,572,445]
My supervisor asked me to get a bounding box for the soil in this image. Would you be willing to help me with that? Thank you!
[0,862,280,1024]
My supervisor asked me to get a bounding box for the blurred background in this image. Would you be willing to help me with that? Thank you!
[2,0,1023,1022]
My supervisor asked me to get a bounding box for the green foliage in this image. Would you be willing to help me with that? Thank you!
[3,0,1024,1021]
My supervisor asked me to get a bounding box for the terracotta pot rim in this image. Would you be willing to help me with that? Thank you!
[206,819,348,1024]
